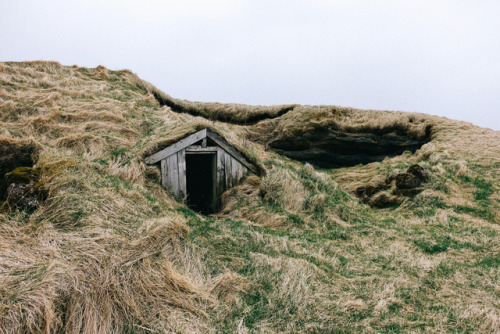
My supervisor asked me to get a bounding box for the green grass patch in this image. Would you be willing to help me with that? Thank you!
[111,147,129,158]
[105,175,133,191]
[414,236,451,254]
[456,205,495,222]
[92,158,108,166]
[477,256,500,268]
[461,176,494,201]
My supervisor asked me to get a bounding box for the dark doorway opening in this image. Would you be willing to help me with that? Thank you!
[186,153,217,214]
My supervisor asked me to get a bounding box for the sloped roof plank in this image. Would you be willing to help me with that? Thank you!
[205,129,256,172]
[144,129,207,164]
[144,128,256,172]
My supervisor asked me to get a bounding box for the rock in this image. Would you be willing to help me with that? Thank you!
[356,185,378,198]
[393,187,424,196]
[407,164,429,182]
[355,164,429,208]
[356,186,368,198]
[394,165,428,190]
[355,179,389,199]
[369,192,401,208]
[395,172,422,189]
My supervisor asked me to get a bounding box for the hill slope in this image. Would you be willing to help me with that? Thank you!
[0,61,498,333]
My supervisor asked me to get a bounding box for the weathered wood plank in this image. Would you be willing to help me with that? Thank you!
[206,129,257,172]
[239,163,246,183]
[225,153,233,189]
[145,129,207,164]
[185,146,218,153]
[167,153,179,196]
[161,159,168,189]
[177,150,186,199]
[239,162,247,184]
[231,158,240,185]
[217,148,226,197]
[241,165,248,183]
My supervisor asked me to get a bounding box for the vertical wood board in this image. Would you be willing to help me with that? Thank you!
[161,159,168,189]
[165,154,180,196]
[224,152,233,189]
[177,149,186,199]
[231,159,243,184]
[217,148,226,197]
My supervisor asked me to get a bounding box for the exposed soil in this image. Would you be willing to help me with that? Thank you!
[0,138,40,201]
[268,125,432,168]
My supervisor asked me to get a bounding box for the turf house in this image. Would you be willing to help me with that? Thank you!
[145,128,257,213]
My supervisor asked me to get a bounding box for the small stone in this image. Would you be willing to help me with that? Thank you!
[356,186,367,198]
[395,172,422,189]
[407,164,429,182]
[393,187,424,196]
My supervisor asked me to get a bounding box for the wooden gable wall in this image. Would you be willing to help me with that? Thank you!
[146,128,256,212]
[158,144,249,210]
[216,147,248,200]
[160,149,186,198]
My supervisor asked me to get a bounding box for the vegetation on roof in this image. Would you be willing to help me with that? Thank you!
[0,61,498,333]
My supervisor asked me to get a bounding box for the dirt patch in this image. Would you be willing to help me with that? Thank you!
[1,167,47,211]
[0,138,41,197]
[0,137,42,206]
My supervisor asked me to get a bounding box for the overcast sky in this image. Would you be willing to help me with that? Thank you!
[1,0,499,129]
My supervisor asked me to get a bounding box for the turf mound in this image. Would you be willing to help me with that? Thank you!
[251,106,433,167]
[0,61,498,333]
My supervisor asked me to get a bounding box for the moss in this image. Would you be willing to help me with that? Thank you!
[407,164,421,174]
[4,167,40,184]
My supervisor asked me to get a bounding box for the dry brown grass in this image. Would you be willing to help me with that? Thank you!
[250,104,434,146]
[132,77,298,125]
[1,61,499,333]
[0,61,248,333]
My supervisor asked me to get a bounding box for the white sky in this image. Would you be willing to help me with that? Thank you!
[1,0,499,129]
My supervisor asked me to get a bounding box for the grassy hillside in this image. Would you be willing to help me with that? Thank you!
[0,61,498,333]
